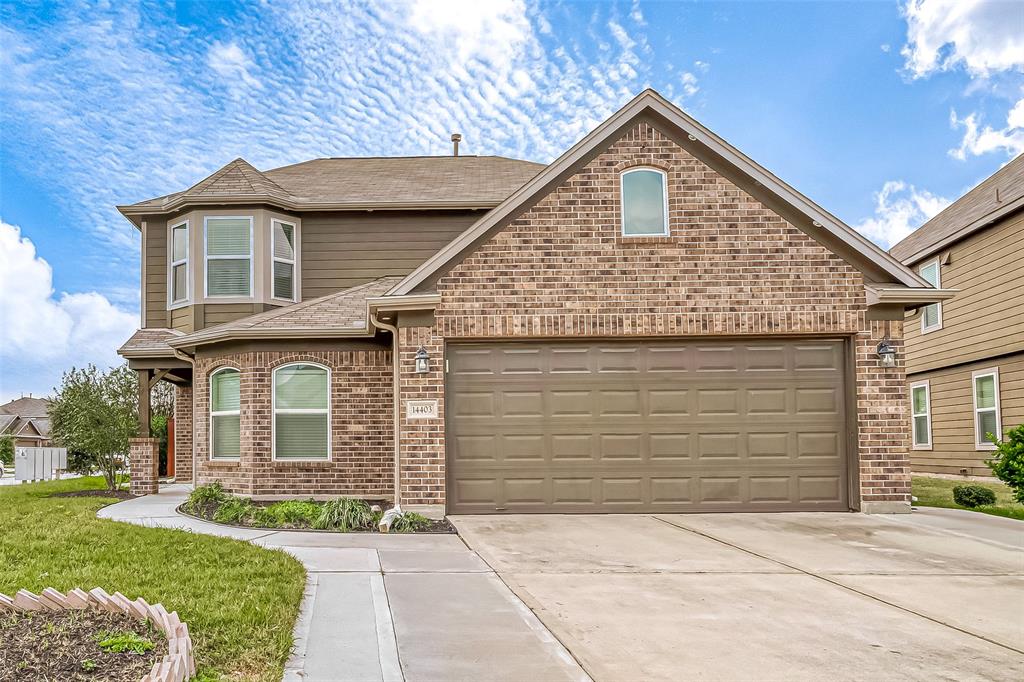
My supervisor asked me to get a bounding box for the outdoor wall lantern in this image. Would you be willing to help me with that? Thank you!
[876,339,896,368]
[414,346,431,374]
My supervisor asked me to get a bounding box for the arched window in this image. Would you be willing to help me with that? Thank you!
[273,363,330,460]
[620,168,668,236]
[210,368,240,460]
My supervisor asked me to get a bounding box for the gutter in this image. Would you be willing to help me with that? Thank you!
[865,284,958,308]
[369,310,402,512]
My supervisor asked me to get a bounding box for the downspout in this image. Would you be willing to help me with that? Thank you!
[370,311,402,512]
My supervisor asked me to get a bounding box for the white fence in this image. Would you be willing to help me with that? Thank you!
[14,447,68,482]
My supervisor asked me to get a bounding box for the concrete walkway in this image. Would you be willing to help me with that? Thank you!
[99,486,588,682]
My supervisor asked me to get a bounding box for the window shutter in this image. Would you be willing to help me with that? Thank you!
[207,218,251,255]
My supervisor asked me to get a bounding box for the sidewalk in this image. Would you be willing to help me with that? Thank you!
[98,486,588,682]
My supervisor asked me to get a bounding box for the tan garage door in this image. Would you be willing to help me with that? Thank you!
[446,339,851,514]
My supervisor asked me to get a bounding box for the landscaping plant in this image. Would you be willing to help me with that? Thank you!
[986,424,1024,504]
[952,484,997,508]
[263,500,321,527]
[0,435,13,467]
[390,511,432,533]
[184,481,229,515]
[313,498,376,531]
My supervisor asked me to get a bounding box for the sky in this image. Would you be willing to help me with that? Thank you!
[1,0,1022,403]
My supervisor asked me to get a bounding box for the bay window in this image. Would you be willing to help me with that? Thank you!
[272,219,297,301]
[169,220,189,305]
[205,216,253,297]
[919,259,942,333]
[273,363,330,460]
[210,368,241,459]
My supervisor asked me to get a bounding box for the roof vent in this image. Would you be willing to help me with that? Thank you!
[451,133,462,157]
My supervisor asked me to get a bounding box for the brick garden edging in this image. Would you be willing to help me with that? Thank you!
[0,587,195,682]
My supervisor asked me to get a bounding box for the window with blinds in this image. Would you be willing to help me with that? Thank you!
[910,382,931,449]
[210,368,241,459]
[274,363,329,460]
[169,220,189,304]
[206,217,253,297]
[272,220,296,301]
[972,370,1001,449]
[919,259,942,333]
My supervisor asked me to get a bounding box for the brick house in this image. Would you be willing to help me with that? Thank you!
[117,90,950,514]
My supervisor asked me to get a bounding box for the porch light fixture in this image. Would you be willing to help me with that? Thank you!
[414,346,431,374]
[876,339,896,368]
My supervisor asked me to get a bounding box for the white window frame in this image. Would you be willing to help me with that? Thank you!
[919,258,942,334]
[272,362,331,462]
[167,219,190,309]
[909,380,932,450]
[271,218,298,303]
[209,367,241,461]
[971,367,1001,450]
[620,167,670,237]
[204,215,254,299]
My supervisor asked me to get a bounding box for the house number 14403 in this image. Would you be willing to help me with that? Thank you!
[406,400,439,420]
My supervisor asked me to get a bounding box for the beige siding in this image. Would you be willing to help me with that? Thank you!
[204,304,267,326]
[170,306,192,333]
[910,353,1024,476]
[144,218,168,328]
[904,212,1024,373]
[300,210,481,299]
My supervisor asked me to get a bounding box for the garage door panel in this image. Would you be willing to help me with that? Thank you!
[447,339,849,513]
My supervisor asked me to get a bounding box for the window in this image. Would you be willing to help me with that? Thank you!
[210,368,240,459]
[972,369,1001,449]
[205,217,253,297]
[910,381,931,449]
[273,363,329,460]
[620,168,668,236]
[919,259,942,333]
[272,219,297,301]
[169,220,189,305]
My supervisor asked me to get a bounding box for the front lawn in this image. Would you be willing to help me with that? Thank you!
[912,476,1024,521]
[0,477,306,681]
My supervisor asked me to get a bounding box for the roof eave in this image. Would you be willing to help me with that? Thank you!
[166,326,375,350]
[893,194,1024,265]
[117,196,502,218]
[865,284,957,308]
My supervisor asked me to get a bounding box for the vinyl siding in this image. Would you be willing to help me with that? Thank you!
[170,306,192,333]
[910,353,1024,477]
[904,212,1024,374]
[144,218,168,328]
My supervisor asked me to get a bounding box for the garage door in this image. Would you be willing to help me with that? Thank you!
[446,339,850,514]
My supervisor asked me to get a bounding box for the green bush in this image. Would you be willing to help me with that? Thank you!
[66,450,99,475]
[213,496,257,524]
[313,498,375,531]
[0,435,13,467]
[262,500,321,527]
[952,484,997,508]
[987,424,1024,504]
[184,481,228,514]
[390,512,432,533]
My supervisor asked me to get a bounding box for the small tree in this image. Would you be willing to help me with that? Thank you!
[0,435,13,467]
[987,424,1024,504]
[49,364,139,491]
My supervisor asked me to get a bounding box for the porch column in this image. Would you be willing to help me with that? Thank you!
[136,369,152,437]
[173,386,194,483]
[131,369,158,495]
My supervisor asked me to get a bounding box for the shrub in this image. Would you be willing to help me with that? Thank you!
[184,481,228,514]
[66,450,99,475]
[987,424,1024,504]
[213,496,257,524]
[390,512,432,533]
[952,484,997,508]
[262,500,321,527]
[313,498,375,531]
[0,435,13,467]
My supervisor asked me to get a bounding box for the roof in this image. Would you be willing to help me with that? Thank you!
[118,156,544,220]
[167,276,401,349]
[118,328,185,359]
[890,155,1024,264]
[0,396,50,418]
[389,89,932,296]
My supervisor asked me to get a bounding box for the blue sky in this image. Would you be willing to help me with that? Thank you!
[1,0,1022,402]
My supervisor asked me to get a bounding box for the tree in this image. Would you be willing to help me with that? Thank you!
[49,364,138,491]
[0,435,13,467]
[987,424,1024,504]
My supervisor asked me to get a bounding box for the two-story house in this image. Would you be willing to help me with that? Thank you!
[117,89,949,515]
[890,156,1023,478]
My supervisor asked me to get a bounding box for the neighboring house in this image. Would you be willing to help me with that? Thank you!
[890,156,1023,478]
[117,89,949,514]
[0,395,53,449]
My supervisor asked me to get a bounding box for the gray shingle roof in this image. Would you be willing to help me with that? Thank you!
[117,328,185,358]
[890,155,1024,263]
[0,396,50,417]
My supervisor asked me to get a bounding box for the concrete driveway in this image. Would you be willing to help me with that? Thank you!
[452,511,1024,682]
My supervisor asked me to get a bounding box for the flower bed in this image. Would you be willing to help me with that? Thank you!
[181,482,453,533]
[0,587,194,682]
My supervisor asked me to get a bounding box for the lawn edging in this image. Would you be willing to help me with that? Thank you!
[1,586,195,682]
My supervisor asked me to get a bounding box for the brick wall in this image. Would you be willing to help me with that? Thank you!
[397,327,445,505]
[397,121,909,510]
[192,349,394,498]
[173,386,193,483]
[129,438,159,496]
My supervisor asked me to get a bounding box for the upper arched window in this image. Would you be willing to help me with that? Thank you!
[210,367,241,460]
[273,363,330,461]
[620,168,668,236]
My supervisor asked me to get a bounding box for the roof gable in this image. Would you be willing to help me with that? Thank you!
[391,89,929,295]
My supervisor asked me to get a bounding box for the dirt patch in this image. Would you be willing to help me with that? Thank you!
[50,489,135,501]
[0,608,167,681]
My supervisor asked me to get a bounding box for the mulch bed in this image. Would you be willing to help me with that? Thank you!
[0,609,167,681]
[50,490,136,501]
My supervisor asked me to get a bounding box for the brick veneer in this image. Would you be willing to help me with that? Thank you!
[395,121,910,511]
[173,386,193,483]
[192,349,394,497]
[129,437,159,496]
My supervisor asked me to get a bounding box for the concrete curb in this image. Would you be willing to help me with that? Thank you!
[0,586,196,682]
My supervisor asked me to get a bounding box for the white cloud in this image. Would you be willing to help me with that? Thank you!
[949,97,1024,159]
[901,0,1024,79]
[207,41,263,91]
[855,181,951,249]
[0,220,137,403]
[407,0,532,69]
[680,72,699,97]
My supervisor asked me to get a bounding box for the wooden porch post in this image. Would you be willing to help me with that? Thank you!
[137,369,152,438]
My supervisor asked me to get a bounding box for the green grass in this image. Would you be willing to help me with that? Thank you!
[912,476,1024,521]
[0,477,306,681]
